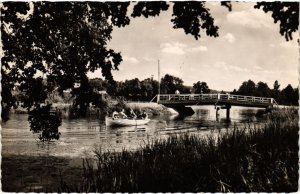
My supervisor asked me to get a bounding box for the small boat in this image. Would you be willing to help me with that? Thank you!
[105,117,150,127]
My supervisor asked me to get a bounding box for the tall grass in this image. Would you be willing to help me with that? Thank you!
[59,108,298,192]
[126,102,172,116]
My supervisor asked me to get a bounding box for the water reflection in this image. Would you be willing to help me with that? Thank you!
[2,106,266,157]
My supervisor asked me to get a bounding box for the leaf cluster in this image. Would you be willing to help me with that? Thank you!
[28,104,62,142]
[254,2,299,41]
[172,1,219,40]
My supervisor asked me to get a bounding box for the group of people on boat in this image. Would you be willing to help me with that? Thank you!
[112,108,148,120]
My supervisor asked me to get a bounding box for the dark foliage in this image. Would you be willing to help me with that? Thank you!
[236,80,257,96]
[221,1,232,11]
[1,1,222,129]
[131,1,169,18]
[171,1,219,40]
[233,80,298,105]
[256,81,272,97]
[1,71,17,121]
[281,84,298,105]
[89,77,159,101]
[28,104,62,141]
[1,2,129,140]
[19,77,49,108]
[160,74,189,94]
[193,81,210,94]
[255,2,299,41]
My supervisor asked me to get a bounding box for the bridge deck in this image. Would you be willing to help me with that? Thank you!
[157,94,276,108]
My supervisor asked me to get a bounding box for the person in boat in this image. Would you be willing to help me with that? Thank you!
[137,111,143,119]
[141,111,148,119]
[129,108,137,119]
[112,110,119,119]
[118,109,127,119]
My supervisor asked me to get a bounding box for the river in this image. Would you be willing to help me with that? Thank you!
[2,106,265,158]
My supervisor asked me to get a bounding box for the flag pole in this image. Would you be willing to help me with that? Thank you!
[158,59,160,95]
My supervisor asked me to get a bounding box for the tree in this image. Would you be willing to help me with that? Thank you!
[255,82,272,97]
[160,74,185,94]
[89,78,106,92]
[255,2,299,41]
[115,81,126,97]
[28,104,61,141]
[124,78,142,100]
[293,88,299,105]
[1,2,129,140]
[231,89,238,95]
[281,84,298,105]
[237,80,256,96]
[193,81,210,94]
[272,80,281,103]
[273,80,280,91]
[141,78,159,101]
[1,1,223,121]
[2,71,17,121]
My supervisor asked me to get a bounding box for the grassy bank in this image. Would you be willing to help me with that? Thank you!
[126,102,177,115]
[59,108,298,192]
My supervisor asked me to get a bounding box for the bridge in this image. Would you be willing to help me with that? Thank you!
[154,93,277,120]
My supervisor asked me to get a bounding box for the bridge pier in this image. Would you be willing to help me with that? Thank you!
[226,105,231,121]
[215,104,231,121]
[216,106,220,122]
[216,106,220,115]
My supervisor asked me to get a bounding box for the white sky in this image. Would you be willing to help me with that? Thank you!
[88,2,299,91]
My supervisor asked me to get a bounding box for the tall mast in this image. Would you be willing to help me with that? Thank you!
[158,59,160,95]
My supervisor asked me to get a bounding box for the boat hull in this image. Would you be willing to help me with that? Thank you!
[105,117,150,127]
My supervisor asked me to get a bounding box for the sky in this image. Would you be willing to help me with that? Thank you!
[88,2,299,91]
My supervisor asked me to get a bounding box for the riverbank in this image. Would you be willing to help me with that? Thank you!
[126,102,178,115]
[10,101,175,118]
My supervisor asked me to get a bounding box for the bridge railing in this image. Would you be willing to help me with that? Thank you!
[157,94,274,104]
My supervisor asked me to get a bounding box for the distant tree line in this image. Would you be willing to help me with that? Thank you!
[89,77,298,105]
[232,80,298,105]
[13,75,296,105]
[88,74,211,101]
[89,77,159,101]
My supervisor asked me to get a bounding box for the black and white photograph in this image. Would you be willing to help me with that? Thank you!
[1,1,299,192]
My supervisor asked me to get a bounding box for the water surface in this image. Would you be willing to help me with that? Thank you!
[2,106,265,157]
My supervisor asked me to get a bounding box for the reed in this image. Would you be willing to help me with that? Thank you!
[59,108,298,192]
